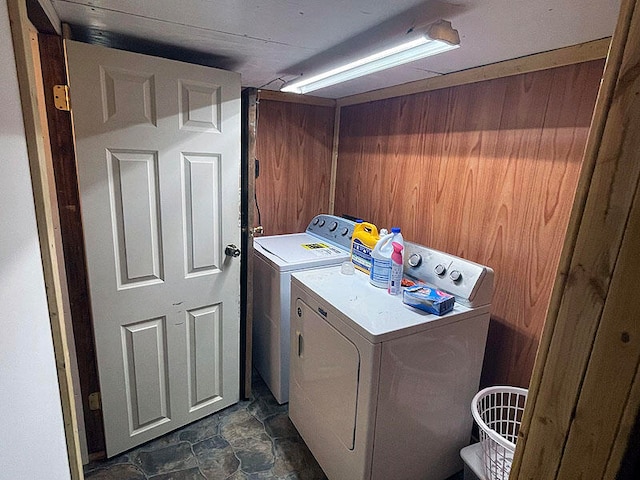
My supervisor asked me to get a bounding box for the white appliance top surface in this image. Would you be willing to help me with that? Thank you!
[254,233,350,271]
[292,266,489,343]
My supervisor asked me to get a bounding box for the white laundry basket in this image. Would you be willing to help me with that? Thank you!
[471,386,528,480]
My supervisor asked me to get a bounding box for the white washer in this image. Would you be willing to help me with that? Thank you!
[253,214,355,404]
[289,242,494,480]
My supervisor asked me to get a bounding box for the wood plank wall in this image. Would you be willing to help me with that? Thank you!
[334,60,605,388]
[255,99,335,235]
[512,0,640,475]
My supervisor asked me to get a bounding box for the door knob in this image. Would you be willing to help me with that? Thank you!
[225,244,241,257]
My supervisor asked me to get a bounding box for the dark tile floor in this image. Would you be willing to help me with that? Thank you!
[84,374,327,480]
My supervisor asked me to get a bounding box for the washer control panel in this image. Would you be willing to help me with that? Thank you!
[306,214,355,250]
[403,242,494,307]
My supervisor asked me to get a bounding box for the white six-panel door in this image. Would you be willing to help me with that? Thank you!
[65,40,241,456]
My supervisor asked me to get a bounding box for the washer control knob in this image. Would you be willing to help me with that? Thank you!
[408,254,422,267]
[341,227,350,236]
[318,219,325,227]
[312,217,320,225]
[329,221,338,232]
[449,270,462,282]
[434,264,446,276]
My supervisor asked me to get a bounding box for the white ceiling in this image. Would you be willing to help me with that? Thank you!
[49,0,621,99]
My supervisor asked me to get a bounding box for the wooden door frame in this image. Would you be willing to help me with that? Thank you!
[7,0,83,477]
[38,33,106,457]
[241,88,258,398]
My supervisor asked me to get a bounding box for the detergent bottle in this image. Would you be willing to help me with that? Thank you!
[388,228,404,295]
[370,230,394,288]
[350,220,379,274]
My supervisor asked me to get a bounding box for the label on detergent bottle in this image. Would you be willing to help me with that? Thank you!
[351,220,378,274]
[370,257,392,287]
[352,239,373,273]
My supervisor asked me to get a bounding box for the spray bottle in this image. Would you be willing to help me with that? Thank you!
[388,227,404,295]
[388,242,404,295]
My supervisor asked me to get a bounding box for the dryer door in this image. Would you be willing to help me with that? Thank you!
[290,298,360,450]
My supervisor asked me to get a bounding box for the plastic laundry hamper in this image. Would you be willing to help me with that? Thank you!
[471,386,528,480]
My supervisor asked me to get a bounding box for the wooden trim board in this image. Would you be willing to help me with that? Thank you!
[327,105,340,215]
[258,89,336,107]
[7,0,83,477]
[511,0,640,478]
[241,88,258,398]
[31,27,89,464]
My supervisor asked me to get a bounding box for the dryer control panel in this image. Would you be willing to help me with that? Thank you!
[306,214,355,250]
[403,242,494,308]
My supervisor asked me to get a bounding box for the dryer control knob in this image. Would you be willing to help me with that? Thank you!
[341,227,349,236]
[329,221,338,232]
[297,307,302,317]
[408,253,422,267]
[312,217,320,225]
[449,270,462,282]
[434,264,446,276]
[318,219,325,227]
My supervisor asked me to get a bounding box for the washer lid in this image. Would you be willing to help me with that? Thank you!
[255,233,348,264]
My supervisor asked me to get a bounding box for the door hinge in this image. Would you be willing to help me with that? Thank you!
[88,391,101,411]
[53,84,70,111]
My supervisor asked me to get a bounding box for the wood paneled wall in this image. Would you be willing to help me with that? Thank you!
[255,99,335,235]
[334,60,605,388]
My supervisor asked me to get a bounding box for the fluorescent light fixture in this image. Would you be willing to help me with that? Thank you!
[281,20,460,94]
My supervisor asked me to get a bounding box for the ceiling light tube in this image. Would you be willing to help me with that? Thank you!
[281,20,460,94]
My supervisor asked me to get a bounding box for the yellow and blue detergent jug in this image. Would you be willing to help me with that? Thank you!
[350,220,379,274]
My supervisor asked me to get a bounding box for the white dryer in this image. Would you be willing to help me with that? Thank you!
[253,214,355,404]
[289,242,494,480]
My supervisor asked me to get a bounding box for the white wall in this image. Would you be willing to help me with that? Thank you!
[0,1,71,478]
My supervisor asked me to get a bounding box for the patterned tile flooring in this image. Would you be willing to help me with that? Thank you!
[84,374,327,480]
